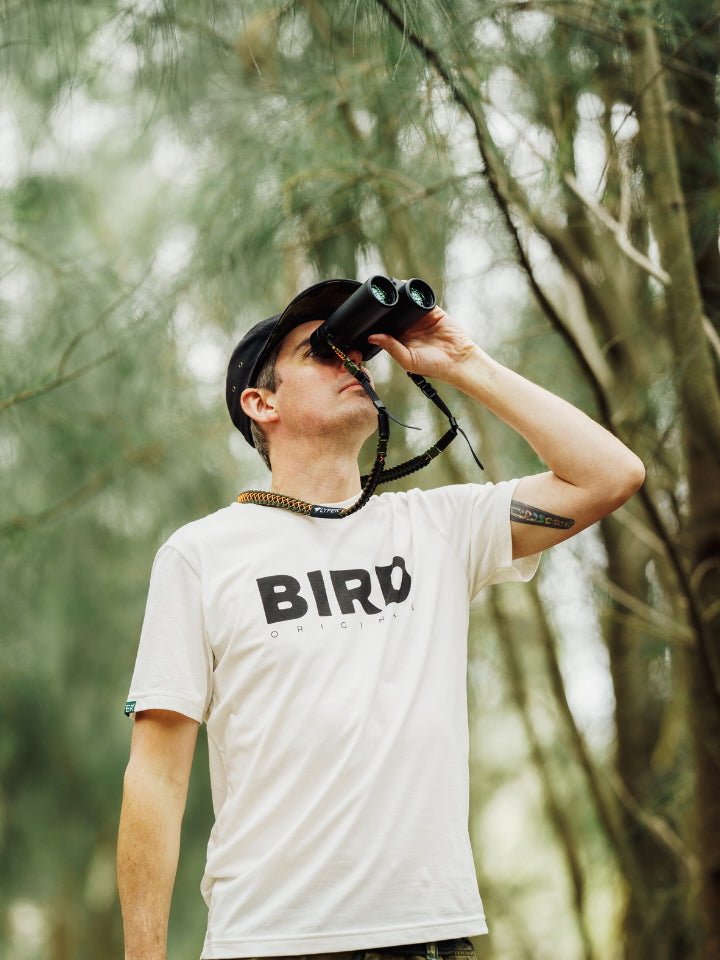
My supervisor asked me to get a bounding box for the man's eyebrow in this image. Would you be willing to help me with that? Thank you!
[292,337,313,355]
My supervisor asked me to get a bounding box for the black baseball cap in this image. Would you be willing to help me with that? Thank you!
[226,278,361,446]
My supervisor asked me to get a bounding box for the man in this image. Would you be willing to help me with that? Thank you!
[117,278,644,960]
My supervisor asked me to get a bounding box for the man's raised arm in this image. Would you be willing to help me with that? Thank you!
[448,346,645,557]
[369,307,645,558]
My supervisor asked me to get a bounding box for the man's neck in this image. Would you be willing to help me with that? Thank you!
[269,449,365,506]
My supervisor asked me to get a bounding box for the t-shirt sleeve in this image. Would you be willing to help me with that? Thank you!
[124,543,213,722]
[420,479,541,599]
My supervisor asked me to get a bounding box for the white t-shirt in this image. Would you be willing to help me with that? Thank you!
[126,481,540,959]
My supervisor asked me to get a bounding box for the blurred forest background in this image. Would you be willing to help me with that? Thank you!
[2,1,719,959]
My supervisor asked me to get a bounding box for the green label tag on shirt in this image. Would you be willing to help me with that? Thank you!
[124,701,136,716]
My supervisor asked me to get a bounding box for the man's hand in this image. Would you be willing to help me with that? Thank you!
[368,306,475,382]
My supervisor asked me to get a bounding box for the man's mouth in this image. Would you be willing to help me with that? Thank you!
[340,375,372,392]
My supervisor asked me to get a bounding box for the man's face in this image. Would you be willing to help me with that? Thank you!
[267,320,377,445]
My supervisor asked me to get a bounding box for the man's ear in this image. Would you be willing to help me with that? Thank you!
[240,387,280,427]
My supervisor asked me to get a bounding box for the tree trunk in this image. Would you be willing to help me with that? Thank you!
[602,515,696,959]
[626,10,720,956]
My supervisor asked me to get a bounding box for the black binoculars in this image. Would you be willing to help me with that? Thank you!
[309,275,436,361]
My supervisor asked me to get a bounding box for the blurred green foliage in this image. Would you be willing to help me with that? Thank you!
[2,1,719,959]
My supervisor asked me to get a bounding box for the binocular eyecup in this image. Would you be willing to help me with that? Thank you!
[309,274,436,361]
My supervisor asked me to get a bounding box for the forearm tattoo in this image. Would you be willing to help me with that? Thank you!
[510,500,575,530]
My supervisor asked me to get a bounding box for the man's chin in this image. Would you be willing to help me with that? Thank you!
[343,400,378,438]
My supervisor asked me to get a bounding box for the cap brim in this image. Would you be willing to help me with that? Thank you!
[259,278,362,371]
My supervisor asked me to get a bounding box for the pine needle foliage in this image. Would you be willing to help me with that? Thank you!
[1,1,719,957]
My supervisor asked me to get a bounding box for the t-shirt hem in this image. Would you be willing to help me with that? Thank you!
[201,917,488,958]
[124,693,205,723]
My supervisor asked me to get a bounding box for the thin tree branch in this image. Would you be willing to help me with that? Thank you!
[2,441,166,535]
[0,350,117,414]
[279,169,479,249]
[1,270,150,412]
[0,230,64,279]
[608,769,699,880]
[610,503,667,556]
[593,570,694,644]
[564,173,671,286]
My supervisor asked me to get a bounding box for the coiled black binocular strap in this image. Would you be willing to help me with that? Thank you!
[237,339,483,518]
